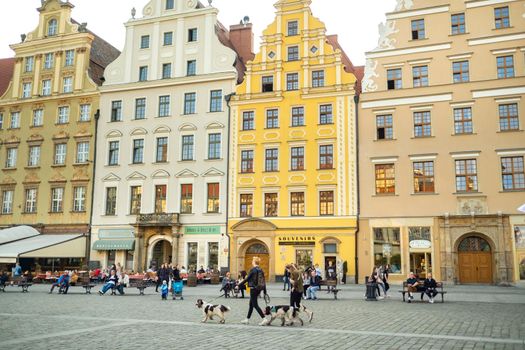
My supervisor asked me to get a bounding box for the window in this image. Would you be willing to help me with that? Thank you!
[499,104,519,131]
[319,145,333,169]
[288,46,299,61]
[455,159,478,192]
[6,148,17,168]
[42,79,51,96]
[373,228,401,273]
[54,144,66,165]
[208,242,219,271]
[22,82,31,98]
[265,148,278,172]
[65,50,75,66]
[319,191,334,216]
[291,106,304,127]
[241,150,254,173]
[51,187,64,213]
[155,185,167,213]
[28,146,41,166]
[501,157,524,190]
[413,161,435,193]
[108,141,119,165]
[242,111,255,130]
[208,133,221,160]
[48,19,58,36]
[105,187,117,215]
[25,189,37,213]
[187,60,196,76]
[324,243,337,254]
[63,76,73,93]
[166,0,174,10]
[33,109,44,126]
[25,56,34,72]
[210,90,222,112]
[135,98,146,120]
[495,6,510,29]
[10,112,20,129]
[290,192,305,216]
[312,70,324,88]
[264,193,278,217]
[184,92,196,114]
[132,139,144,164]
[1,190,13,214]
[181,135,194,161]
[411,19,425,40]
[130,186,142,215]
[453,108,473,134]
[44,53,54,69]
[288,20,299,36]
[262,76,274,92]
[291,147,304,171]
[375,164,395,194]
[139,66,148,81]
[287,73,299,91]
[140,35,150,49]
[451,13,466,35]
[376,115,393,140]
[412,65,428,87]
[387,69,402,90]
[187,242,198,271]
[207,183,220,213]
[79,104,91,122]
[188,28,198,42]
[163,32,173,46]
[156,137,168,163]
[0,113,3,129]
[414,111,431,137]
[76,142,89,163]
[162,63,171,79]
[111,101,122,122]
[497,56,514,79]
[180,184,193,214]
[240,194,253,217]
[319,104,332,125]
[58,106,69,124]
[73,186,86,212]
[158,95,170,117]
[453,61,469,83]
[266,109,279,128]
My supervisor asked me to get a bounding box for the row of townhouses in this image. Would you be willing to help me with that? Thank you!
[0,0,523,285]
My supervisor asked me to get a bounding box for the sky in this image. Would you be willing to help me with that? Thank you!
[0,0,395,66]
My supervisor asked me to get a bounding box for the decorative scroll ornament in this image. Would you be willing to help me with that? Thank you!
[395,0,414,11]
[376,21,399,50]
[362,59,379,93]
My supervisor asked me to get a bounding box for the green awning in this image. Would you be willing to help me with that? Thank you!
[92,239,135,251]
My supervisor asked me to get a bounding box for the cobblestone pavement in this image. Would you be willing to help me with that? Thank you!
[0,283,524,350]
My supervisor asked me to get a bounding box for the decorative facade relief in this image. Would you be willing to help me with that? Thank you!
[395,0,414,11]
[362,59,379,93]
[376,21,399,50]
[457,197,488,215]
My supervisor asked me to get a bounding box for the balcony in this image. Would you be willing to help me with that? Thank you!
[135,213,180,227]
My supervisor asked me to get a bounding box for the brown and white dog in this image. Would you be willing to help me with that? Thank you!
[261,304,314,326]
[195,299,231,324]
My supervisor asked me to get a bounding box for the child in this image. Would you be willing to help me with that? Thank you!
[161,280,169,300]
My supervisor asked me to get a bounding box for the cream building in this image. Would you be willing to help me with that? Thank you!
[90,0,246,273]
[359,0,525,284]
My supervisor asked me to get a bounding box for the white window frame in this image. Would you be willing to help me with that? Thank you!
[63,76,73,93]
[51,187,64,213]
[28,146,41,167]
[33,109,44,126]
[54,143,67,165]
[73,186,86,212]
[58,106,69,124]
[22,82,32,98]
[76,142,89,163]
[2,190,14,214]
[65,50,75,66]
[10,112,20,129]
[79,104,91,122]
[42,79,51,96]
[25,188,37,213]
[6,148,17,168]
[44,53,54,69]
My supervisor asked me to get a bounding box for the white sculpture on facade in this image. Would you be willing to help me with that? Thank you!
[395,0,414,11]
[362,59,379,93]
[376,21,399,50]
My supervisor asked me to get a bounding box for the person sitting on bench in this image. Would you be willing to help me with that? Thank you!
[0,271,8,286]
[424,273,438,304]
[406,272,419,303]
[99,270,118,295]
[49,271,68,294]
[116,271,129,295]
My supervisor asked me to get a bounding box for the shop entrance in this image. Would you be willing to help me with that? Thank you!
[244,243,269,278]
[458,236,493,284]
[325,256,337,276]
[150,240,172,270]
[410,252,432,279]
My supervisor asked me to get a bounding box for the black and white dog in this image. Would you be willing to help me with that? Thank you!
[261,304,314,326]
[195,299,231,324]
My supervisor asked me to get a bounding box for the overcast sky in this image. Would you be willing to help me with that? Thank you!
[0,0,395,66]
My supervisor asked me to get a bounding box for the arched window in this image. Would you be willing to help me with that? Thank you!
[246,243,268,254]
[48,19,58,36]
[458,237,491,252]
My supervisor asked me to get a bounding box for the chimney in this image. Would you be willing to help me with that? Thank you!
[229,23,255,65]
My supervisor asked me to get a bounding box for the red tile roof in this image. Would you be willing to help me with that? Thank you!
[0,58,15,97]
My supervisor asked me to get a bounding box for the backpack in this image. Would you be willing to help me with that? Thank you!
[253,267,266,290]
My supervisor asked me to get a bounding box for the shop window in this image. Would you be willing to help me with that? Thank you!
[187,242,198,272]
[107,250,116,267]
[514,226,525,249]
[125,251,134,271]
[296,249,313,270]
[323,243,337,254]
[208,242,219,271]
[373,227,401,273]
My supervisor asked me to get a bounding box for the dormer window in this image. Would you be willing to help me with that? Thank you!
[48,19,58,36]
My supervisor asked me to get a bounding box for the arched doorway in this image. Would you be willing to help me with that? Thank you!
[244,242,270,279]
[458,236,493,284]
[150,239,172,270]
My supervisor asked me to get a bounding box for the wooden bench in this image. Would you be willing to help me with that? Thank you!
[129,279,149,295]
[319,279,339,300]
[399,281,447,303]
[1,277,32,293]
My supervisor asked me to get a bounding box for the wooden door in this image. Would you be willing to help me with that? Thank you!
[244,254,269,280]
[476,252,493,283]
[458,252,493,284]
[458,253,476,283]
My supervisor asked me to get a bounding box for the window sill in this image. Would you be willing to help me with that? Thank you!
[129,163,145,166]
[156,115,171,118]
[492,26,513,31]
[239,172,255,175]
[317,168,334,171]
[77,120,91,123]
[48,211,64,214]
[153,161,169,165]
[290,125,306,128]
[106,164,120,168]
[181,113,197,117]
[178,160,196,163]
[55,123,70,126]
[51,164,66,168]
[25,166,41,170]
[318,123,334,126]
[203,212,222,216]
[21,212,37,215]
[0,213,13,216]
[263,171,279,173]
[7,128,21,130]
[372,194,398,197]
[207,110,223,114]
[133,118,147,121]
[410,136,435,139]
[102,215,117,217]
[73,163,89,166]
[409,38,428,42]
[497,129,523,133]
[180,213,195,216]
[205,158,223,162]
[449,32,470,37]
[108,120,123,123]
[500,189,525,193]
[411,192,439,196]
[264,127,280,130]
[452,133,476,136]
[70,211,87,214]
[2,168,17,171]
[290,169,306,172]
[374,138,397,142]
[29,125,44,128]
[453,192,482,195]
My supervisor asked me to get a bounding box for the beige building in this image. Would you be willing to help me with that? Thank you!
[359,0,525,284]
[0,0,118,271]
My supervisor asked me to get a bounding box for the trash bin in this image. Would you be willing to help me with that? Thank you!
[187,273,197,287]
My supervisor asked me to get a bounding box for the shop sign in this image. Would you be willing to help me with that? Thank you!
[184,226,221,235]
[278,236,315,246]
[409,240,432,249]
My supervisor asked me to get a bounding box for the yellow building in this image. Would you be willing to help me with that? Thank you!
[0,0,118,271]
[228,0,360,282]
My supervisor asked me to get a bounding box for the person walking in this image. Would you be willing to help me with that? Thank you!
[283,267,291,291]
[156,264,168,293]
[287,264,304,310]
[238,257,266,325]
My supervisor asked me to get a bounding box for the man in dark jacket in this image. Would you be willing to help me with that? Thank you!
[424,273,438,303]
[239,257,266,325]
[283,268,291,291]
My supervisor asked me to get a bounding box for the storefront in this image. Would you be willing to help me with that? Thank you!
[182,225,228,273]
[512,221,525,282]
[90,229,135,271]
